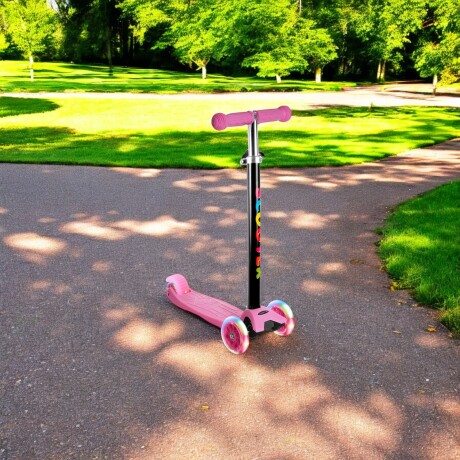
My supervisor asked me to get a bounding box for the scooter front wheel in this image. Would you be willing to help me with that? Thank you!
[267,300,295,336]
[221,316,250,354]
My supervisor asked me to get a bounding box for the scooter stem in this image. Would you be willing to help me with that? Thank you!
[212,106,291,310]
[246,113,263,309]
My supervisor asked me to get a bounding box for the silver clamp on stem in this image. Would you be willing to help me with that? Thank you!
[240,151,265,166]
[240,112,264,166]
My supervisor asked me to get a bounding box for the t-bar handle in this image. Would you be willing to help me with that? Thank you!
[211,106,291,131]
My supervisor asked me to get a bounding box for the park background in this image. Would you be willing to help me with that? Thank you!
[0,0,459,331]
[0,0,459,89]
[0,1,460,458]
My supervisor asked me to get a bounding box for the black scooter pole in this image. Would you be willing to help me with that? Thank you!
[243,114,263,310]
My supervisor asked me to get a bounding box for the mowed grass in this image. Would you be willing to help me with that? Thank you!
[378,182,460,333]
[0,60,355,93]
[0,97,459,168]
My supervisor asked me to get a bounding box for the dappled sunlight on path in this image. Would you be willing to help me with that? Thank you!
[0,140,459,459]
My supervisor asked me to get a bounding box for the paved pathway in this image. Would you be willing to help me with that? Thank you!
[1,137,459,459]
[2,83,460,108]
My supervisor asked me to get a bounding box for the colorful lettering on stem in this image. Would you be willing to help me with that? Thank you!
[255,187,261,279]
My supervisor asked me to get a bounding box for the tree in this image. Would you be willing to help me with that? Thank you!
[305,0,370,78]
[0,10,9,57]
[117,0,168,45]
[241,1,336,82]
[91,0,119,73]
[240,0,303,82]
[155,0,236,79]
[414,0,460,92]
[304,27,338,82]
[359,0,426,81]
[2,0,56,80]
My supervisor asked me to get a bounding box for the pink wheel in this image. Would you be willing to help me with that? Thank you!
[267,300,295,336]
[221,316,249,354]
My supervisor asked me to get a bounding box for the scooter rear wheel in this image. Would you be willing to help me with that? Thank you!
[267,300,295,336]
[221,316,250,354]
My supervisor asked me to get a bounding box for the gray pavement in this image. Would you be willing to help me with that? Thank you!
[1,137,459,459]
[3,83,460,109]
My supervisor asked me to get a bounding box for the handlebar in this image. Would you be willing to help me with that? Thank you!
[211,106,291,131]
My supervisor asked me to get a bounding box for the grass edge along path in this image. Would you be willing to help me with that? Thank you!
[377,181,460,333]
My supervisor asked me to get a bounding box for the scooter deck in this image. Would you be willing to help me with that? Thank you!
[168,289,242,328]
[166,274,288,334]
[166,274,242,328]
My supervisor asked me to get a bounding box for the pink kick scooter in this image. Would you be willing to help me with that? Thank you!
[166,106,295,354]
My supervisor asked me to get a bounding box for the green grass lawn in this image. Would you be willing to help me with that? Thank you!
[0,96,459,168]
[378,181,460,333]
[0,60,355,94]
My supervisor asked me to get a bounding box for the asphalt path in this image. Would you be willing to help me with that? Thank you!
[2,83,460,108]
[1,88,459,459]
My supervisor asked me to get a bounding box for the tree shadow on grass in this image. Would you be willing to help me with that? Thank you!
[0,124,459,169]
[292,106,436,119]
[0,97,60,118]
[1,104,459,168]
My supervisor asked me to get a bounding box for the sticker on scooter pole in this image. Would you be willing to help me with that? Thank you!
[255,187,261,279]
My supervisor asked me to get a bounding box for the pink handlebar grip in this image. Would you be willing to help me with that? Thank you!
[211,106,291,131]
[212,111,254,131]
[256,106,292,124]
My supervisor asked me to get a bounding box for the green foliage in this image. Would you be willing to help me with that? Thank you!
[118,0,168,44]
[378,181,460,332]
[241,2,336,81]
[156,0,236,76]
[413,0,460,85]
[2,0,57,60]
[356,0,426,79]
[0,31,8,55]
[1,0,459,84]
[305,26,338,70]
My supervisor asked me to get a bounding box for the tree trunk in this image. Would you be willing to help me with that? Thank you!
[376,60,386,81]
[29,54,34,81]
[376,61,382,81]
[340,58,347,76]
[129,32,134,66]
[298,0,302,14]
[381,61,386,81]
[315,67,322,83]
[106,25,113,75]
[275,74,282,83]
[121,19,130,66]
[201,65,207,79]
[432,74,438,96]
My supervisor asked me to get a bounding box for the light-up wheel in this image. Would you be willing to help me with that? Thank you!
[221,316,250,354]
[267,300,295,336]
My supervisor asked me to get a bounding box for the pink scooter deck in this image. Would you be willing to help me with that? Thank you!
[166,274,287,333]
[166,275,241,327]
